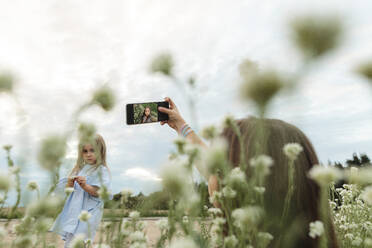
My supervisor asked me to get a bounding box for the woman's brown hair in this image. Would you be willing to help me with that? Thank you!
[221,116,338,248]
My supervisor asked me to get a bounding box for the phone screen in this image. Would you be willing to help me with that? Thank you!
[126,101,169,125]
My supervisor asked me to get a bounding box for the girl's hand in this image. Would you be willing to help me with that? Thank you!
[75,176,87,188]
[67,176,76,187]
[158,97,186,134]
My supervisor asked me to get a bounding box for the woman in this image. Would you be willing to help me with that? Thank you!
[158,97,338,248]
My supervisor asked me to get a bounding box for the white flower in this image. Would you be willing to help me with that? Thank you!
[347,167,372,185]
[201,125,219,140]
[156,219,168,231]
[254,186,266,194]
[257,232,274,247]
[0,226,6,238]
[65,187,74,194]
[150,52,174,76]
[232,206,263,230]
[161,161,191,198]
[129,231,146,243]
[365,238,372,247]
[0,72,14,93]
[0,172,12,191]
[352,237,363,246]
[204,138,228,174]
[225,167,246,185]
[361,186,372,205]
[224,235,238,248]
[283,143,303,161]
[129,243,146,248]
[137,221,147,231]
[308,165,343,186]
[222,186,237,198]
[212,217,226,226]
[27,181,39,191]
[26,195,62,218]
[93,244,110,248]
[345,233,354,240]
[78,210,91,222]
[10,166,20,174]
[250,154,273,176]
[91,85,116,111]
[208,208,223,216]
[70,234,86,248]
[209,191,222,204]
[309,220,324,238]
[182,216,189,224]
[169,237,198,248]
[129,211,140,219]
[37,135,67,171]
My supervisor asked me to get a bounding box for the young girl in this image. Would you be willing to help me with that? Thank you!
[49,134,113,248]
[141,107,155,123]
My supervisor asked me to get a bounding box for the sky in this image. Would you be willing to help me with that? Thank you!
[0,0,372,206]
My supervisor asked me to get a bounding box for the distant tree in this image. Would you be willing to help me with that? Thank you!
[346,153,371,167]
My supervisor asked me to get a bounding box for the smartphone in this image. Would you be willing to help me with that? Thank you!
[126,101,169,125]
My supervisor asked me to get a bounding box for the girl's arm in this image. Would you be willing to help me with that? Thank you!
[75,176,99,197]
[82,184,99,197]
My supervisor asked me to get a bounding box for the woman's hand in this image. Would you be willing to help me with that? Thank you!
[75,176,87,188]
[158,97,186,134]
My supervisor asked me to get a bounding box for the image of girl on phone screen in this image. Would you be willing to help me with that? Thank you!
[49,134,113,248]
[141,106,155,123]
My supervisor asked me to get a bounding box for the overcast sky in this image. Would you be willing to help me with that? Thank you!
[1,0,372,206]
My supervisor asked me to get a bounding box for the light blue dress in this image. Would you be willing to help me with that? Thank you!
[49,164,113,243]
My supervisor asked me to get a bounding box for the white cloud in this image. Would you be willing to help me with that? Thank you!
[1,0,372,199]
[121,167,162,182]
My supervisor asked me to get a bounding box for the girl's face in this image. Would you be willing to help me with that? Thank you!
[145,108,150,116]
[82,144,97,165]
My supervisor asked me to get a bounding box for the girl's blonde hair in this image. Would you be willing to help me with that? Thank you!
[68,134,111,177]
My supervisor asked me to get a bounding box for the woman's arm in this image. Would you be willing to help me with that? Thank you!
[158,97,208,177]
[208,174,221,208]
[158,97,207,148]
[158,97,221,207]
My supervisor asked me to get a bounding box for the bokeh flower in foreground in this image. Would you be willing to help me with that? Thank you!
[290,14,343,59]
[0,71,14,93]
[283,143,303,161]
[78,122,97,143]
[355,60,372,81]
[361,186,372,205]
[79,210,92,222]
[26,181,39,191]
[91,85,116,111]
[239,61,286,113]
[37,135,67,171]
[150,52,174,76]
[309,220,324,238]
[0,172,12,191]
[308,164,343,187]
